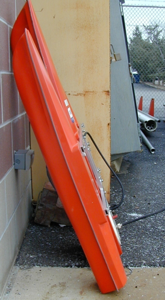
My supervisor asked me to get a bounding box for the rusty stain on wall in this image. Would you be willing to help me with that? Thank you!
[66,90,110,97]
[31,0,110,200]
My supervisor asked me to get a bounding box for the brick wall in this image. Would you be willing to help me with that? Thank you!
[0,1,32,297]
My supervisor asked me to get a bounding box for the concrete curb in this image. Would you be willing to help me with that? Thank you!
[3,266,165,299]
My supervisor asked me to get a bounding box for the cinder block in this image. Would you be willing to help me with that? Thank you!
[0,227,11,296]
[12,116,26,151]
[18,93,25,114]
[0,21,9,71]
[0,0,15,25]
[16,0,26,18]
[0,181,7,239]
[0,124,12,180]
[5,168,31,222]
[2,74,18,122]
[0,75,2,125]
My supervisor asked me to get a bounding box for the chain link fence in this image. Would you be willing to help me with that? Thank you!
[122,1,165,119]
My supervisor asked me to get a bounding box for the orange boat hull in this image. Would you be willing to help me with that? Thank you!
[11,1,127,293]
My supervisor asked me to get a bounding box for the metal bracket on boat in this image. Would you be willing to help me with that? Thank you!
[81,130,108,211]
[80,126,121,244]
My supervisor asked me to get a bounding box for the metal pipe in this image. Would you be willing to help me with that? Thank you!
[140,130,155,154]
[138,110,160,123]
[138,110,160,132]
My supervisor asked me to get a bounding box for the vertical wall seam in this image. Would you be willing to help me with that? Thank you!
[17,91,19,115]
[15,0,17,21]
[8,26,11,73]
[0,74,3,124]
[4,178,8,236]
[24,114,26,149]
[11,119,14,166]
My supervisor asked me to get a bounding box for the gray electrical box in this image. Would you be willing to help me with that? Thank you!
[110,0,141,161]
[14,149,34,170]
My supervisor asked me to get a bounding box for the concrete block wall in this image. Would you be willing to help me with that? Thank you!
[0,1,32,297]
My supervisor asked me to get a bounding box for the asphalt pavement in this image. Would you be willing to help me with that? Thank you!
[13,120,165,270]
[112,120,165,267]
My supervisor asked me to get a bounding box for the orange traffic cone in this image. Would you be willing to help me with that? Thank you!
[138,96,143,110]
[148,98,154,116]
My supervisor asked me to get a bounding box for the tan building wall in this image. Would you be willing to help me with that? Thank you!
[0,1,31,297]
[31,0,111,200]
